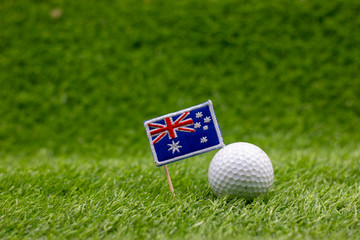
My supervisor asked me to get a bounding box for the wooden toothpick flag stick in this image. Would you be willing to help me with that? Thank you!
[163,165,175,198]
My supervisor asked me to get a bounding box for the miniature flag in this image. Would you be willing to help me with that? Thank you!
[144,100,224,166]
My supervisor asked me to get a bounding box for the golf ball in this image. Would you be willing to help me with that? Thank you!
[208,142,274,199]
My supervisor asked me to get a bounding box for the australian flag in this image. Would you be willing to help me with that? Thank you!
[144,100,225,167]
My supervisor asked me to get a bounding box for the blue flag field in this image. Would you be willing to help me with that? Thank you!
[144,100,224,166]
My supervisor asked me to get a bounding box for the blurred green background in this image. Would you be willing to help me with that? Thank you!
[1,0,359,158]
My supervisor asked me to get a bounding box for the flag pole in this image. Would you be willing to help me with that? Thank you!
[163,165,175,198]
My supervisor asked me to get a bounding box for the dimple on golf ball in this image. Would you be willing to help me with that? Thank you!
[208,142,274,199]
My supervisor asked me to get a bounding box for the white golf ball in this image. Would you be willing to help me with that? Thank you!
[208,142,274,199]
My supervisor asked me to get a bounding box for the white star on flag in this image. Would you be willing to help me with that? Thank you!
[203,125,208,130]
[204,116,211,123]
[195,112,203,118]
[194,122,201,128]
[200,136,208,143]
[167,140,182,154]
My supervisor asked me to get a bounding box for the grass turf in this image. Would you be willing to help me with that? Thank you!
[1,147,359,239]
[1,0,360,239]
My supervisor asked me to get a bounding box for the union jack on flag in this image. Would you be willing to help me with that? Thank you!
[144,100,225,166]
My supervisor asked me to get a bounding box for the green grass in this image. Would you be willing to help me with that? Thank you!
[1,147,359,239]
[1,0,360,239]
